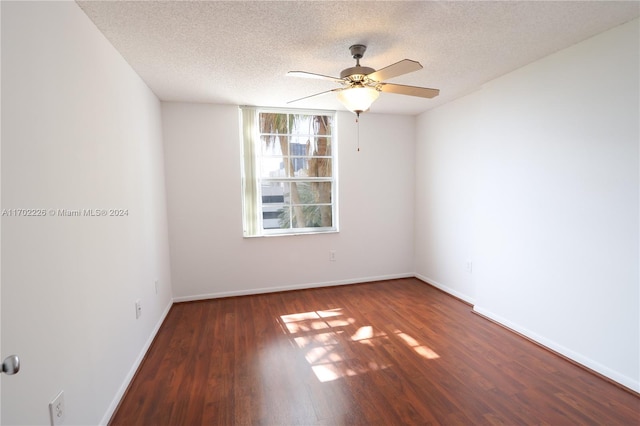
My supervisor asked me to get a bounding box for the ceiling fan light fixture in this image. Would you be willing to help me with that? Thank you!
[337,86,379,115]
[287,44,439,112]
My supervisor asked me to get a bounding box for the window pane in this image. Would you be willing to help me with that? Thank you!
[290,138,309,155]
[289,115,332,137]
[287,205,332,228]
[308,181,332,204]
[261,182,289,230]
[290,115,312,136]
[290,157,309,177]
[301,205,322,228]
[311,135,332,157]
[306,158,332,178]
[260,113,288,134]
[316,115,333,136]
[285,182,332,206]
[262,206,288,230]
[260,157,285,178]
[261,182,289,205]
[261,135,285,156]
[283,158,334,178]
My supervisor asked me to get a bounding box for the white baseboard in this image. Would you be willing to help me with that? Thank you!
[473,305,640,394]
[173,273,415,302]
[415,275,639,393]
[99,300,174,425]
[414,273,476,305]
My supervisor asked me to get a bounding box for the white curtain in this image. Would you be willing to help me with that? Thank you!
[240,107,259,236]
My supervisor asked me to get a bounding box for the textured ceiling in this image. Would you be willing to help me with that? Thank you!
[77,1,639,115]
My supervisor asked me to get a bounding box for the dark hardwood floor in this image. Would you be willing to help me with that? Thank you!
[110,278,639,425]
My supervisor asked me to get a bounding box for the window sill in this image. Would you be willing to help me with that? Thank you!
[243,229,339,239]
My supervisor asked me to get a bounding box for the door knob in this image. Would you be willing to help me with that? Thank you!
[2,355,20,375]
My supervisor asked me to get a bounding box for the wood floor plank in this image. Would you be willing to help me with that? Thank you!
[110,278,640,425]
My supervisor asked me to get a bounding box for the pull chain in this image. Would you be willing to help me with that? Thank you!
[356,112,360,152]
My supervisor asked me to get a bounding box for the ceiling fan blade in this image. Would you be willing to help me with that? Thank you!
[378,83,440,98]
[367,59,423,82]
[287,87,345,104]
[287,71,344,84]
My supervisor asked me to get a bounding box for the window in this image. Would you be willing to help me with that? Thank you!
[240,107,337,237]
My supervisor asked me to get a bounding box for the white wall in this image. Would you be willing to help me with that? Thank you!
[1,2,173,424]
[162,103,415,300]
[415,91,482,304]
[416,19,639,391]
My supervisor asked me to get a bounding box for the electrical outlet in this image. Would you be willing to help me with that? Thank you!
[49,391,65,426]
[329,250,336,262]
[466,260,473,273]
[135,299,142,319]
[154,279,159,295]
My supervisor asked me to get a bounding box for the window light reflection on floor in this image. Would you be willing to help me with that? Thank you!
[279,309,439,383]
[394,330,440,359]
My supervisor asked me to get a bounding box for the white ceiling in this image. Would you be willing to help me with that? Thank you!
[76,1,639,115]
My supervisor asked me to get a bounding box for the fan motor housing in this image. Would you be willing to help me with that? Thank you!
[340,66,375,81]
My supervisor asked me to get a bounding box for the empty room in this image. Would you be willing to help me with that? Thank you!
[1,1,639,425]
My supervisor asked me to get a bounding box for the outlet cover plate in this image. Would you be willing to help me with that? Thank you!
[329,250,336,262]
[49,390,65,426]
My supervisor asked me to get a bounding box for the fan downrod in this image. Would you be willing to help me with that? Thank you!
[341,44,374,79]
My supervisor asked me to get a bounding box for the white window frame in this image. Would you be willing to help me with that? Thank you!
[240,107,338,237]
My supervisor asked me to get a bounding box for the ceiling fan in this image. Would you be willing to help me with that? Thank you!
[287,44,439,116]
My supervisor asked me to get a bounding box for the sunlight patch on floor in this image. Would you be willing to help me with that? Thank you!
[394,329,440,359]
[279,309,439,383]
